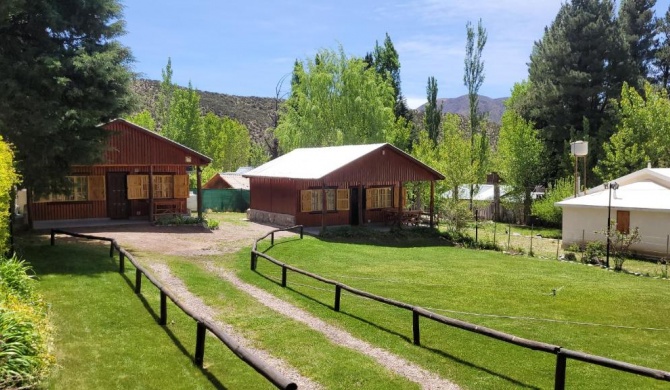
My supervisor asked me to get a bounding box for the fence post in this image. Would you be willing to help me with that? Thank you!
[493,222,497,247]
[119,251,125,274]
[271,232,275,246]
[300,226,303,239]
[530,222,534,256]
[507,224,512,250]
[554,351,567,390]
[50,230,55,246]
[109,241,114,258]
[412,310,420,345]
[250,252,257,270]
[334,285,341,311]
[195,322,206,367]
[135,269,142,294]
[556,239,560,260]
[281,266,287,287]
[475,210,479,244]
[160,291,167,326]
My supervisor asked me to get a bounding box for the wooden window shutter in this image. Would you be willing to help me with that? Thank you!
[365,189,372,209]
[300,190,312,212]
[337,189,349,211]
[402,187,407,208]
[87,176,106,201]
[394,186,399,208]
[174,175,189,198]
[127,175,149,200]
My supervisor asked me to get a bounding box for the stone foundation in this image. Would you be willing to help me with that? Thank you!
[247,209,296,227]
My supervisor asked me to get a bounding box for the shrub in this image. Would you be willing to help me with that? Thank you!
[207,219,220,230]
[154,214,203,226]
[563,252,577,261]
[531,177,574,227]
[583,241,605,264]
[0,136,20,255]
[0,255,54,388]
[441,200,473,232]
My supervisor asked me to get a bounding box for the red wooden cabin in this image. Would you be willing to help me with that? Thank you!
[29,119,211,228]
[244,143,444,228]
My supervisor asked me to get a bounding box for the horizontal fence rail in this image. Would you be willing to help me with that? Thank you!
[251,227,670,390]
[51,229,297,390]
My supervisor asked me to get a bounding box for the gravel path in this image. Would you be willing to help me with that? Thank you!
[204,262,460,390]
[149,263,324,390]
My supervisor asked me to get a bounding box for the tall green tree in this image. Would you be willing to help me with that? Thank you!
[653,6,670,90]
[156,58,175,132]
[201,113,251,172]
[0,136,19,255]
[618,0,657,87]
[276,47,409,152]
[127,110,156,131]
[525,0,631,184]
[495,83,545,224]
[0,0,134,195]
[424,77,442,145]
[595,82,670,181]
[464,19,488,206]
[163,81,203,152]
[370,33,412,123]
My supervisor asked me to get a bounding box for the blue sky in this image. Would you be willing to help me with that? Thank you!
[120,0,670,108]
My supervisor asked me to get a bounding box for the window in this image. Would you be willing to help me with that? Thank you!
[128,175,188,199]
[301,188,349,212]
[35,176,105,202]
[153,175,174,199]
[127,175,149,199]
[366,187,392,209]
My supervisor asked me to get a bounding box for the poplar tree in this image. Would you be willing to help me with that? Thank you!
[424,77,442,145]
[464,19,488,207]
[0,0,134,195]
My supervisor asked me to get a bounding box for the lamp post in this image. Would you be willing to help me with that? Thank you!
[605,182,619,268]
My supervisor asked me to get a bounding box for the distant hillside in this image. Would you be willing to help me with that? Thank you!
[132,79,277,144]
[416,95,507,124]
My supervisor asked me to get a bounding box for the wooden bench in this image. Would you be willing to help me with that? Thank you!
[153,199,185,220]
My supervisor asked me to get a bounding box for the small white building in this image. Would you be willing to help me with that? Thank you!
[556,168,670,258]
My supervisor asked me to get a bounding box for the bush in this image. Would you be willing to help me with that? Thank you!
[0,256,54,388]
[441,200,473,232]
[583,241,605,264]
[0,136,20,255]
[154,214,203,226]
[563,252,577,261]
[206,219,220,230]
[531,177,574,227]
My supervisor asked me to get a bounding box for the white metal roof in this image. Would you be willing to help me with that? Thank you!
[557,181,670,211]
[244,144,387,179]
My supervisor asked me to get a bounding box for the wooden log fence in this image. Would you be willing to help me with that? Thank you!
[251,226,670,390]
[51,228,297,390]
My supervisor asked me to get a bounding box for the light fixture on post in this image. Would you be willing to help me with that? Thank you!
[570,141,588,197]
[605,181,619,269]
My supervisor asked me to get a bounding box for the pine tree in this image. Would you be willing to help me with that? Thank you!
[618,0,657,87]
[525,0,632,183]
[369,34,412,124]
[0,0,133,195]
[653,6,670,90]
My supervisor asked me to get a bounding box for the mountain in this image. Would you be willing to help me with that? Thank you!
[416,95,507,124]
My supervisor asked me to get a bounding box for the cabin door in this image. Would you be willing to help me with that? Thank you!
[350,188,359,226]
[107,172,130,219]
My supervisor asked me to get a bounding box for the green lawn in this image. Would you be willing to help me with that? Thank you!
[236,233,670,390]
[23,238,284,389]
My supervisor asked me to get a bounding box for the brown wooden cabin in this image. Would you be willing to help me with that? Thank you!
[29,118,211,228]
[243,143,444,228]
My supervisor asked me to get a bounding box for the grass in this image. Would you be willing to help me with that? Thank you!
[235,233,670,390]
[21,237,285,389]
[134,251,418,389]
